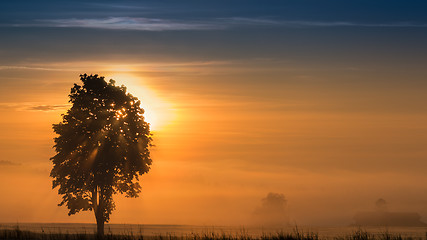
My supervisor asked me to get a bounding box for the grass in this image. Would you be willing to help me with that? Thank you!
[0,226,423,240]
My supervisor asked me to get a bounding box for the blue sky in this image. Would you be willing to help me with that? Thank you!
[2,1,427,28]
[1,0,427,71]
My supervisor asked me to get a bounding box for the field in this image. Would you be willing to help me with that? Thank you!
[0,225,426,240]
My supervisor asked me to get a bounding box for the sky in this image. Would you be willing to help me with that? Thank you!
[0,0,427,226]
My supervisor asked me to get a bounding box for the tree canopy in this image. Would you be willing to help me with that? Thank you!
[50,74,152,235]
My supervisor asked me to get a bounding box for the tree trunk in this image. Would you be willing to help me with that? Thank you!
[93,188,105,238]
[96,216,104,237]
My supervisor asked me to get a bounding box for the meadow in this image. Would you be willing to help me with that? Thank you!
[0,226,424,240]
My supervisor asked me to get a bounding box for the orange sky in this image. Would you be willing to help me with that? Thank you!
[1,58,427,226]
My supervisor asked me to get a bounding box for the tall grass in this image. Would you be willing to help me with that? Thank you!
[0,226,422,240]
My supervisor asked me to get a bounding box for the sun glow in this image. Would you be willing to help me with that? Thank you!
[107,73,175,131]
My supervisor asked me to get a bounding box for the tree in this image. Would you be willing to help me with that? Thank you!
[253,193,288,226]
[50,74,152,236]
[375,198,387,212]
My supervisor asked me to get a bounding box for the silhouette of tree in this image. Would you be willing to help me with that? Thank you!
[50,74,152,236]
[375,198,387,212]
[253,192,288,226]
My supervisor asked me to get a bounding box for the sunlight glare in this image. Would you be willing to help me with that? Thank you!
[107,73,175,132]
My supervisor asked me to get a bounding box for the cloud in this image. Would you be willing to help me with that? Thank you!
[33,17,221,31]
[4,17,427,31]
[0,60,231,74]
[0,160,20,166]
[83,2,150,10]
[283,21,427,28]
[0,65,65,71]
[0,103,70,112]
[26,104,69,112]
[222,18,427,28]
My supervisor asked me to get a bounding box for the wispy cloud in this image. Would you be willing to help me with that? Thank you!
[4,17,427,31]
[33,17,221,31]
[0,102,70,112]
[0,65,66,71]
[0,160,20,166]
[83,2,150,10]
[26,104,70,112]
[222,17,427,28]
[0,60,231,74]
[280,20,427,28]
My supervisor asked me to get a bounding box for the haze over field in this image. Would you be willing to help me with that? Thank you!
[0,0,427,226]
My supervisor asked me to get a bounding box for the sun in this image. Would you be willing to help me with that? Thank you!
[107,73,175,132]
